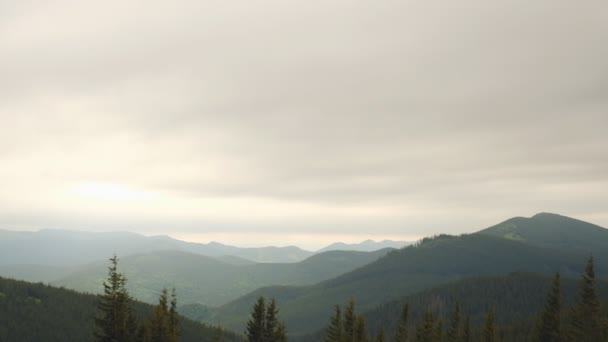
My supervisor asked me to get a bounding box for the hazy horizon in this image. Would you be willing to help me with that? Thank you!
[1,0,607,246]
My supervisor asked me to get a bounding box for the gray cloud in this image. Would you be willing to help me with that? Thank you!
[1,0,607,246]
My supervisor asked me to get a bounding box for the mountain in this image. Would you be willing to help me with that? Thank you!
[206,213,608,336]
[0,264,75,283]
[299,272,608,341]
[0,276,242,342]
[317,239,411,253]
[0,229,313,267]
[478,212,608,257]
[53,248,392,306]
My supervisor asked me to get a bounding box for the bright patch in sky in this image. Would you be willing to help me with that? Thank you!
[73,183,158,201]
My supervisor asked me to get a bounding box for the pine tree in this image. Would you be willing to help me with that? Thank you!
[395,303,409,342]
[168,288,178,342]
[344,300,357,342]
[415,310,435,342]
[446,303,460,342]
[245,296,287,342]
[375,329,385,342]
[265,298,287,342]
[246,297,267,342]
[94,255,137,342]
[462,316,471,342]
[275,322,288,342]
[537,272,561,342]
[325,305,343,342]
[567,256,603,342]
[482,307,496,342]
[149,288,170,342]
[354,315,369,342]
[433,320,442,342]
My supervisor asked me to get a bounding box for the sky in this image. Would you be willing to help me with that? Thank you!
[1,0,607,249]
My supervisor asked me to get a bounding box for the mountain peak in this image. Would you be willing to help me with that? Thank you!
[478,213,608,252]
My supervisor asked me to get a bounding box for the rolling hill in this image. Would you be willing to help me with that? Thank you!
[53,248,392,306]
[206,213,608,337]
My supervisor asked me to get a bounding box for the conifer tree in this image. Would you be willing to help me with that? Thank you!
[415,310,435,342]
[394,303,409,342]
[344,300,357,341]
[95,255,137,342]
[482,307,496,342]
[149,288,170,342]
[567,256,603,342]
[246,297,267,342]
[375,329,385,342]
[168,288,178,342]
[245,296,287,342]
[446,303,460,342]
[325,305,343,342]
[433,320,442,342]
[354,315,369,342]
[537,273,561,342]
[265,298,287,342]
[462,316,471,342]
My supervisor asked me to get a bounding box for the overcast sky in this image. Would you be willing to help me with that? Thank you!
[1,0,607,249]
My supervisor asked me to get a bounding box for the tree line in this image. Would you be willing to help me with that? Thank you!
[94,255,179,342]
[320,256,608,342]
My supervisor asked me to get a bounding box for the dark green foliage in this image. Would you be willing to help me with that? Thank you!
[354,315,369,342]
[245,296,287,342]
[324,300,371,342]
[95,255,137,342]
[0,276,242,342]
[374,329,384,342]
[446,303,460,342]
[325,306,343,342]
[212,230,606,336]
[394,303,409,342]
[536,273,561,342]
[462,316,471,342]
[246,297,267,342]
[344,300,357,341]
[482,308,495,342]
[566,256,604,342]
[415,311,435,342]
[432,320,442,342]
[146,288,179,342]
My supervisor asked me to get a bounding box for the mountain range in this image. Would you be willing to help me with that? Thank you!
[202,213,608,337]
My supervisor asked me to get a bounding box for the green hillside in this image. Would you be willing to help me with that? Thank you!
[208,232,607,336]
[478,212,608,257]
[0,276,242,342]
[363,272,608,340]
[54,248,391,306]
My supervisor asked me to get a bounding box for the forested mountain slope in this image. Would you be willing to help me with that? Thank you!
[53,248,392,306]
[0,276,242,342]
[208,215,608,336]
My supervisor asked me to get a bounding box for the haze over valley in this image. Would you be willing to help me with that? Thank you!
[1,0,608,341]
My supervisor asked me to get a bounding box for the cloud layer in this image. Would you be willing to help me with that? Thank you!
[1,0,607,247]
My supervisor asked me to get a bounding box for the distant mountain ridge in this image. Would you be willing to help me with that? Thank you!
[52,248,393,306]
[0,229,406,269]
[317,239,411,253]
[0,229,314,266]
